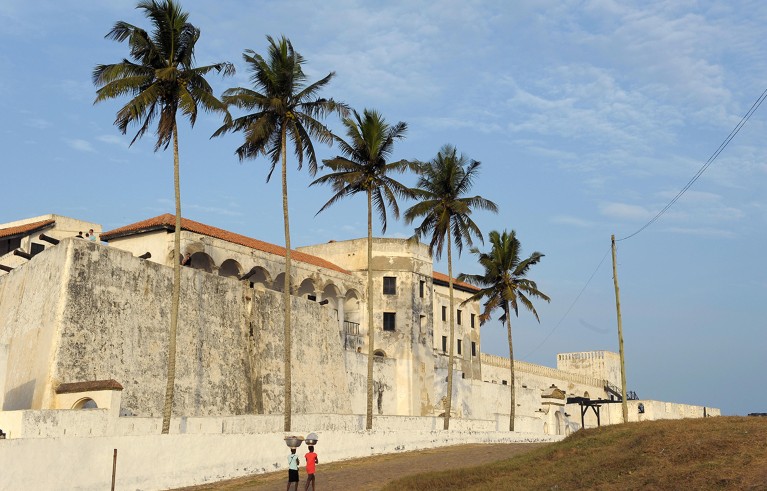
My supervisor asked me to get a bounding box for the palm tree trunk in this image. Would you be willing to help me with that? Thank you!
[161,125,182,434]
[281,125,293,432]
[444,224,455,430]
[365,189,374,430]
[506,303,516,432]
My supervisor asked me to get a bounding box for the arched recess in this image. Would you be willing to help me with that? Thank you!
[273,272,294,293]
[73,397,98,409]
[343,289,362,324]
[189,252,215,273]
[373,349,386,357]
[219,259,242,278]
[243,266,271,289]
[297,278,317,300]
[584,391,590,399]
[320,283,341,309]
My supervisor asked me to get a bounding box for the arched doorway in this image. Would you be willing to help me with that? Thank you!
[219,259,242,278]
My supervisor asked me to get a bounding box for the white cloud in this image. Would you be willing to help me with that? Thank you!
[599,202,653,221]
[662,226,736,238]
[25,118,51,129]
[64,138,95,153]
[551,215,595,228]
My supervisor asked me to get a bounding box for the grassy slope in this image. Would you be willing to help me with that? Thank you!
[382,417,767,490]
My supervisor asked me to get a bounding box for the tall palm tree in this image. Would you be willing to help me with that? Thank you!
[459,230,550,431]
[310,108,414,430]
[213,36,347,431]
[404,144,497,430]
[93,0,233,434]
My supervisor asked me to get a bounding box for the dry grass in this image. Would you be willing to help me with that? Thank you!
[382,417,767,491]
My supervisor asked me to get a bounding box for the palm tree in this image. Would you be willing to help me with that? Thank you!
[459,230,550,431]
[213,36,347,431]
[93,0,233,434]
[310,108,414,430]
[404,144,497,430]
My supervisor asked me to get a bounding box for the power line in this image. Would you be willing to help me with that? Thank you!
[523,246,611,358]
[617,87,767,242]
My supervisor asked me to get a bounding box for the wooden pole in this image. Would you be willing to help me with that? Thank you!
[111,448,117,491]
[611,235,629,423]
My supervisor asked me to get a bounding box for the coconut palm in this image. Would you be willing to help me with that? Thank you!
[459,230,550,431]
[311,108,414,430]
[404,144,497,430]
[93,0,233,434]
[213,36,347,431]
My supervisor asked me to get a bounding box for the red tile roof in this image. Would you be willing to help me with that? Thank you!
[0,219,55,240]
[433,271,480,293]
[101,214,350,275]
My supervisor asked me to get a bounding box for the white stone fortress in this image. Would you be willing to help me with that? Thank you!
[0,214,719,489]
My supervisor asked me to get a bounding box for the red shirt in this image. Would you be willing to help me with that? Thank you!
[305,452,318,474]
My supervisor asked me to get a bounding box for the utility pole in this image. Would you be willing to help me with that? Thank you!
[611,235,629,423]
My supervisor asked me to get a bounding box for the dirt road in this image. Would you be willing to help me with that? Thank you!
[175,442,546,491]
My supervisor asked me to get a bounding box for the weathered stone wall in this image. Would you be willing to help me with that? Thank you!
[557,351,622,388]
[0,239,73,410]
[0,239,355,417]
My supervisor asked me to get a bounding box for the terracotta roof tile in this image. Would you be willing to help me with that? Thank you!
[101,214,350,275]
[433,271,480,293]
[0,219,55,240]
[56,379,124,394]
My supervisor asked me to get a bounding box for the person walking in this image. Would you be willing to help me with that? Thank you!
[304,445,318,491]
[286,448,300,491]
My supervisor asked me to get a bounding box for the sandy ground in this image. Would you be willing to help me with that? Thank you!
[174,442,547,491]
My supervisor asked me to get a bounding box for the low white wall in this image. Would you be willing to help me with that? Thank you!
[0,416,559,491]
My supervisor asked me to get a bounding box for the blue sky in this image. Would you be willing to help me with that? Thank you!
[1,1,765,416]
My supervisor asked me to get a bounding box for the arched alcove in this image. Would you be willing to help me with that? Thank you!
[297,278,317,300]
[73,398,98,409]
[188,252,215,273]
[373,349,386,357]
[219,259,242,278]
[243,266,271,289]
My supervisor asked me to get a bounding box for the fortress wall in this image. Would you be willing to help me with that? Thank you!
[46,240,352,417]
[557,351,622,388]
[0,412,559,491]
[0,240,72,410]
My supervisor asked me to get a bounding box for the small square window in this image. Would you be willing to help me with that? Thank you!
[441,306,447,321]
[383,276,397,295]
[441,336,447,353]
[383,312,396,331]
[457,309,462,325]
[502,380,508,385]
[457,339,462,355]
[471,313,476,328]
[419,280,425,298]
[471,341,477,357]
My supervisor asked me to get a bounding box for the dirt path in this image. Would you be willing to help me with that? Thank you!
[175,442,546,491]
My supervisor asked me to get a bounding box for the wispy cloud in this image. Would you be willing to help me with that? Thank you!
[599,202,653,221]
[64,138,95,153]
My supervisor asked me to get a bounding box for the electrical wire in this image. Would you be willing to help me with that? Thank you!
[523,246,611,358]
[617,87,767,242]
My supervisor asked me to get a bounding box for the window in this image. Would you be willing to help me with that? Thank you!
[471,341,477,357]
[471,314,476,328]
[419,280,425,298]
[457,309,462,325]
[441,336,447,353]
[383,276,397,295]
[383,312,396,331]
[502,380,508,385]
[307,295,316,302]
[457,339,462,355]
[441,306,447,321]
[30,243,45,256]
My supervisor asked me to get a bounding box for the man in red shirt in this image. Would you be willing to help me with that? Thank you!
[304,445,318,491]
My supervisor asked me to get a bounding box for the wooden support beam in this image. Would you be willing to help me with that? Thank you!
[138,252,151,260]
[0,264,12,273]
